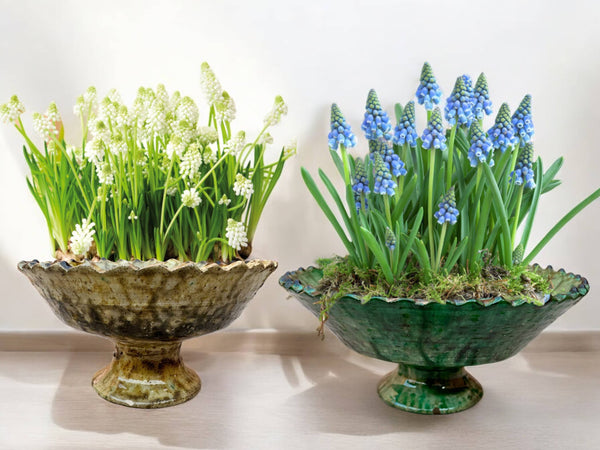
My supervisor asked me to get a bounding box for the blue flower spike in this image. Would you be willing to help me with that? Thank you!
[369,139,407,177]
[385,227,396,251]
[468,121,494,167]
[328,103,357,150]
[488,103,517,152]
[416,62,443,111]
[421,107,447,151]
[361,89,392,141]
[512,95,534,144]
[352,157,370,212]
[392,101,419,148]
[444,75,474,127]
[510,143,536,189]
[372,152,397,196]
[473,73,493,120]
[434,187,459,225]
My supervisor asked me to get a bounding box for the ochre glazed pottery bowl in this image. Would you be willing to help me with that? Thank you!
[279,264,589,415]
[19,258,277,408]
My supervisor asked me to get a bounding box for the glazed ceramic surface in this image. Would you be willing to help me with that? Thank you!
[19,258,277,408]
[280,265,589,414]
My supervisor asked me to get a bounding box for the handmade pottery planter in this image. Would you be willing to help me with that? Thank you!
[19,258,277,408]
[280,264,589,415]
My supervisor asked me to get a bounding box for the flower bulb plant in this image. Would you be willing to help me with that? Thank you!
[302,62,599,321]
[2,62,295,264]
[280,62,594,414]
[7,63,292,408]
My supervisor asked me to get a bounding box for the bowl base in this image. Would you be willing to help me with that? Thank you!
[92,339,201,408]
[377,363,483,414]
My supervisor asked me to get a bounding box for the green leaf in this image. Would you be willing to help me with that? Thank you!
[359,226,394,283]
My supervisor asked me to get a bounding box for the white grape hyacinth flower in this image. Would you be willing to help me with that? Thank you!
[263,95,288,127]
[0,95,25,123]
[233,173,253,199]
[284,138,297,158]
[215,91,236,122]
[218,194,231,206]
[200,62,223,106]
[225,218,248,251]
[181,187,201,208]
[70,218,96,256]
[226,131,245,156]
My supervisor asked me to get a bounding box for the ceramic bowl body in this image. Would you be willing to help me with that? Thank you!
[280,265,589,414]
[20,258,277,408]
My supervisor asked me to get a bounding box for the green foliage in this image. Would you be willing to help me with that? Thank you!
[4,65,295,262]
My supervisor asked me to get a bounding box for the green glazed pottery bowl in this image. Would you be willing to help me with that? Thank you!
[280,264,589,415]
[19,258,277,408]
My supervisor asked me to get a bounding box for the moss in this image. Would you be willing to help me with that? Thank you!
[314,257,552,335]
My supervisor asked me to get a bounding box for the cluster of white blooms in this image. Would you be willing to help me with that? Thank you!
[197,126,218,146]
[181,187,201,208]
[166,186,178,196]
[85,137,105,163]
[214,91,236,122]
[176,97,199,125]
[200,62,223,106]
[74,87,97,117]
[69,218,96,255]
[263,95,288,127]
[226,131,246,156]
[233,173,253,200]
[218,194,231,206]
[128,210,138,221]
[32,102,62,142]
[258,132,274,145]
[0,95,25,123]
[180,143,203,179]
[96,161,114,185]
[283,139,297,158]
[225,218,248,251]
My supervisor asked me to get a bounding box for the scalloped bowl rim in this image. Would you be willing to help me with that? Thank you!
[18,258,278,275]
[280,263,589,308]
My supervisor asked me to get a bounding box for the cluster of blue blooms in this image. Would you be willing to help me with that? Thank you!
[352,157,370,211]
[328,103,357,150]
[416,62,443,110]
[392,101,418,148]
[361,89,392,141]
[326,61,538,229]
[445,76,475,127]
[421,108,447,151]
[511,95,534,144]
[488,103,517,152]
[473,74,493,120]
[434,188,459,225]
[372,152,397,196]
[468,121,494,167]
[510,143,536,189]
[385,227,396,251]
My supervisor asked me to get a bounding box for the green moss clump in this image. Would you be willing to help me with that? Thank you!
[314,256,551,334]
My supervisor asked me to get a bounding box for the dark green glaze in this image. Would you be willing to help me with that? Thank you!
[279,265,589,414]
[19,258,277,408]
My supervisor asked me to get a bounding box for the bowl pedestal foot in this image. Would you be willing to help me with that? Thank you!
[377,363,483,414]
[92,339,201,408]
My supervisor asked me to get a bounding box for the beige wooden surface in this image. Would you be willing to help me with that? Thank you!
[0,331,599,449]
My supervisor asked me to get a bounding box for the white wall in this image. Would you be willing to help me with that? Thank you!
[0,0,599,331]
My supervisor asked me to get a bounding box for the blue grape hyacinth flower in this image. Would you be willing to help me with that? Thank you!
[434,187,459,225]
[392,101,419,148]
[361,89,392,141]
[444,75,474,127]
[421,107,447,151]
[468,121,494,167]
[416,62,443,111]
[473,73,493,120]
[372,152,397,196]
[488,103,517,152]
[328,103,357,150]
[510,143,536,189]
[385,227,396,251]
[352,157,370,212]
[512,95,534,144]
[369,139,407,177]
